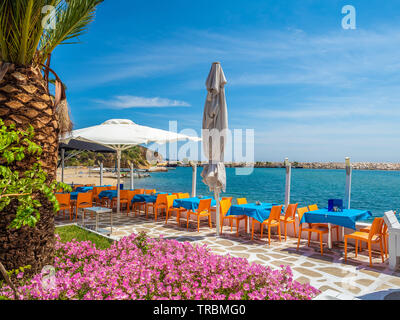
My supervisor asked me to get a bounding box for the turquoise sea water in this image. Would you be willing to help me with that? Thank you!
[124,167,400,222]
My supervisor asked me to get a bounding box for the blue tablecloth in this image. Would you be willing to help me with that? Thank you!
[300,208,372,230]
[70,192,79,200]
[131,193,168,204]
[75,186,93,193]
[226,203,278,223]
[98,190,118,200]
[173,197,216,211]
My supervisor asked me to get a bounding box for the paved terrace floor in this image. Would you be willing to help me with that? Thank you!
[55,211,400,299]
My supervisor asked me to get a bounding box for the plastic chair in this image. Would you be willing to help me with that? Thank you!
[344,217,385,267]
[146,194,168,221]
[308,204,340,240]
[280,203,298,241]
[237,198,247,205]
[186,199,212,232]
[75,192,93,220]
[111,190,131,214]
[251,205,282,246]
[360,223,388,259]
[297,206,330,256]
[55,193,73,220]
[145,189,156,194]
[166,193,189,226]
[220,199,247,236]
[93,186,108,206]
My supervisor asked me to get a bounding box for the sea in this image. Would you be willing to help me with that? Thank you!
[123,167,400,223]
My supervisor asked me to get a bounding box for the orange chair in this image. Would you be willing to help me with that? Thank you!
[344,217,385,267]
[251,205,282,245]
[93,187,108,206]
[135,189,145,194]
[72,184,84,191]
[55,193,73,220]
[107,186,117,190]
[75,192,93,220]
[308,204,340,240]
[186,199,212,232]
[280,203,298,241]
[237,198,247,205]
[211,197,233,214]
[166,193,190,226]
[220,199,248,237]
[297,206,331,256]
[360,223,388,259]
[111,190,132,214]
[146,194,168,221]
[132,189,146,216]
[145,189,156,194]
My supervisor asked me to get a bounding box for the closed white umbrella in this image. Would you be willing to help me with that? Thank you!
[61,119,200,214]
[201,62,229,236]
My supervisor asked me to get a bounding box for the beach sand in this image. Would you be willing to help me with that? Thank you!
[56,167,120,185]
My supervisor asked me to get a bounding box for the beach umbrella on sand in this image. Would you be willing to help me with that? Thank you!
[201,62,229,236]
[61,119,200,214]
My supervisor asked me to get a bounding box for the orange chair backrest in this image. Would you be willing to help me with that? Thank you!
[369,217,384,241]
[197,199,212,213]
[126,190,137,202]
[73,184,84,191]
[134,189,145,195]
[120,190,130,200]
[155,194,168,205]
[166,195,177,209]
[284,203,298,220]
[85,184,95,187]
[237,198,247,205]
[297,207,309,224]
[222,197,233,204]
[56,193,70,206]
[107,186,117,190]
[268,205,283,222]
[179,193,190,199]
[77,192,93,206]
[219,199,231,218]
[145,189,156,194]
[308,204,318,211]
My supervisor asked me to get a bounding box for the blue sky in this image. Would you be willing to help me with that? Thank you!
[52,0,400,162]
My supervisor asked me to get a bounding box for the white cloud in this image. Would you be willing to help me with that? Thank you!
[95,95,191,109]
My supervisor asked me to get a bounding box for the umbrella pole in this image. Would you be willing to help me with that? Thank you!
[284,158,291,209]
[61,148,65,183]
[117,149,121,214]
[214,190,220,236]
[100,161,103,186]
[130,163,134,190]
[192,163,197,197]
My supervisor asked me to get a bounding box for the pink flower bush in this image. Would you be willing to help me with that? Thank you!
[0,233,319,300]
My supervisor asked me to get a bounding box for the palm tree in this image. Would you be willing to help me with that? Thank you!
[0,0,103,274]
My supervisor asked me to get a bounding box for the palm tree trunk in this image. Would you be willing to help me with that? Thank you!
[0,65,59,275]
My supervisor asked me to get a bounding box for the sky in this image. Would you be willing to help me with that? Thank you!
[52,0,400,162]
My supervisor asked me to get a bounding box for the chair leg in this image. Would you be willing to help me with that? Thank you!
[236,219,239,237]
[251,221,255,240]
[344,237,348,262]
[197,216,200,232]
[368,242,372,267]
[267,225,271,246]
[260,223,264,239]
[307,231,311,247]
[277,224,281,242]
[336,226,339,241]
[297,227,302,251]
[187,213,190,230]
[379,238,385,263]
[293,221,296,238]
[319,233,323,256]
[208,215,212,228]
[384,234,388,259]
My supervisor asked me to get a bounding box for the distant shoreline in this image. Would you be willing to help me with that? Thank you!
[169,162,400,171]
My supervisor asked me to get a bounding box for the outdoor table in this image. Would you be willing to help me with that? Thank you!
[75,186,93,193]
[98,190,118,200]
[172,197,217,211]
[227,203,278,223]
[300,208,372,249]
[131,193,168,205]
[82,207,113,235]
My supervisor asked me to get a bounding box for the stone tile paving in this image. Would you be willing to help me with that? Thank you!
[55,210,400,299]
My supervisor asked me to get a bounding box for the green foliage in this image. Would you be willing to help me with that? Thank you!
[0,0,103,66]
[0,119,71,229]
[55,225,113,250]
[133,231,150,254]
